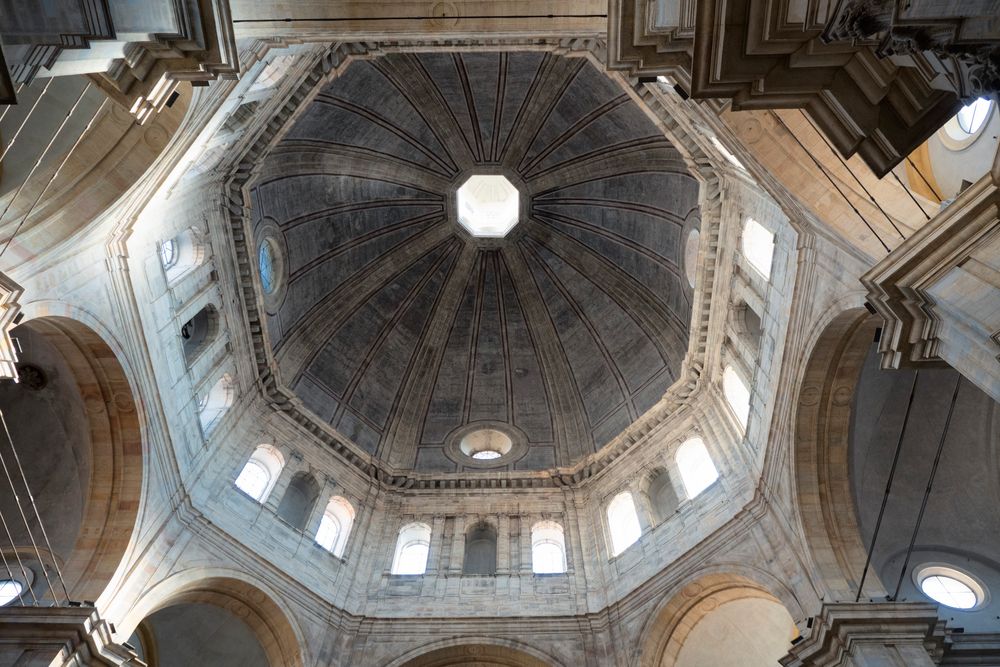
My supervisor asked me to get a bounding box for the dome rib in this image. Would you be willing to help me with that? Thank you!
[254,51,700,470]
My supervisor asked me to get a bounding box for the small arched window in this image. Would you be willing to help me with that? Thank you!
[676,437,719,498]
[463,522,497,575]
[315,496,355,558]
[181,305,220,364]
[160,227,207,285]
[234,444,284,502]
[391,522,432,575]
[741,218,775,279]
[607,491,642,556]
[722,365,751,430]
[647,469,678,523]
[198,374,234,435]
[531,521,567,574]
[276,472,320,531]
[684,229,700,288]
[736,301,763,351]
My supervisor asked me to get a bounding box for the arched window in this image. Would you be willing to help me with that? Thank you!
[181,304,220,364]
[741,218,775,279]
[160,227,207,285]
[531,521,567,574]
[234,444,284,502]
[736,301,763,350]
[722,365,751,430]
[463,522,497,575]
[315,496,355,558]
[198,374,234,435]
[391,522,432,575]
[647,469,678,523]
[276,472,319,531]
[676,437,719,498]
[607,491,642,556]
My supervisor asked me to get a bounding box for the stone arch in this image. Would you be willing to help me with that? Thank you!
[793,307,887,602]
[391,637,561,667]
[0,314,143,604]
[637,571,798,667]
[117,571,304,667]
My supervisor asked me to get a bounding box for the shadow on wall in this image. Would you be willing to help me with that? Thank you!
[0,316,142,604]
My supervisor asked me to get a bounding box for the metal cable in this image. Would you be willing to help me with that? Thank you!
[891,375,962,600]
[772,112,891,254]
[0,408,71,603]
[856,370,920,601]
[0,466,38,605]
[889,168,933,221]
[0,541,27,605]
[0,408,60,604]
[798,111,907,240]
[0,78,53,163]
[0,81,92,229]
[0,92,106,260]
[0,83,27,124]
[905,156,944,202]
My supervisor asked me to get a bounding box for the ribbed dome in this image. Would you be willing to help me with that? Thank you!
[251,51,700,471]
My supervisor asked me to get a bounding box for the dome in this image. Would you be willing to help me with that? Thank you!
[251,51,699,471]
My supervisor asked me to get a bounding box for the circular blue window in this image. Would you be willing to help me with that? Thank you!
[258,240,275,294]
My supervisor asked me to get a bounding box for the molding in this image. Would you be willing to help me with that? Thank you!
[781,602,946,666]
[0,271,22,380]
[861,152,1000,402]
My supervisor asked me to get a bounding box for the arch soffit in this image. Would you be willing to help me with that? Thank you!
[116,569,306,667]
[791,306,887,602]
[13,307,145,605]
[636,570,799,667]
[389,636,563,667]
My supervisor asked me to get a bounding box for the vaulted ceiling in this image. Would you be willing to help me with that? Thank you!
[251,51,700,471]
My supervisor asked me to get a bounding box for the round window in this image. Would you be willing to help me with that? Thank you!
[914,565,987,610]
[940,97,996,148]
[957,98,993,135]
[684,229,700,288]
[159,239,179,270]
[460,428,513,460]
[0,579,23,606]
[258,239,277,294]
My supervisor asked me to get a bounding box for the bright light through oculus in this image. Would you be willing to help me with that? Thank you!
[956,98,993,135]
[472,450,501,460]
[920,574,978,609]
[457,175,520,238]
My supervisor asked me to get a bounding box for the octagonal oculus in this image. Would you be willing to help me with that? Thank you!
[457,175,520,238]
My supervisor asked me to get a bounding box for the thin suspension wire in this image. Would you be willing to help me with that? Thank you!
[772,112,892,254]
[0,546,26,605]
[0,92,107,260]
[856,370,919,601]
[889,168,933,221]
[0,505,37,605]
[0,81,92,228]
[0,409,71,603]
[905,156,944,202]
[0,78,54,163]
[891,376,962,601]
[0,82,28,124]
[0,408,61,604]
[798,111,906,241]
